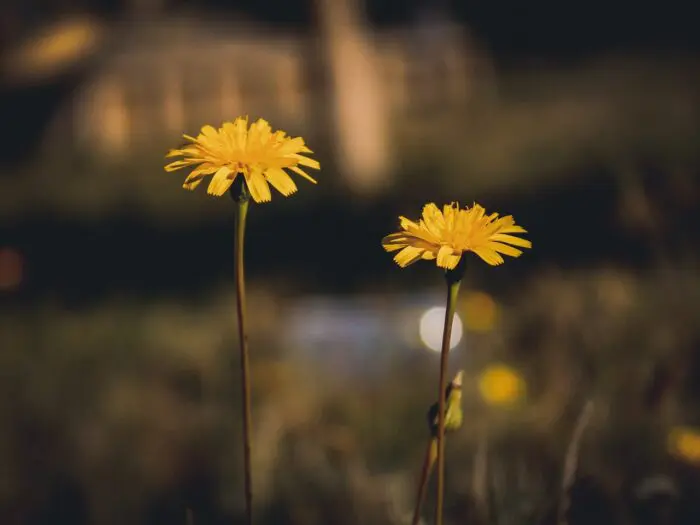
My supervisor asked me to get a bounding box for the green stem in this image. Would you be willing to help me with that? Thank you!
[435,268,463,525]
[232,181,253,525]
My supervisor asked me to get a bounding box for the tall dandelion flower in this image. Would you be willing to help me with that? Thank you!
[382,202,531,269]
[382,202,531,525]
[165,117,320,203]
[165,118,320,525]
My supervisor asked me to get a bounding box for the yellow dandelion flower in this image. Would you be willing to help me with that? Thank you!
[382,202,531,269]
[164,117,320,203]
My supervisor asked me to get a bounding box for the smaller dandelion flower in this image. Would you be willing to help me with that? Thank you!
[382,202,531,269]
[165,117,320,203]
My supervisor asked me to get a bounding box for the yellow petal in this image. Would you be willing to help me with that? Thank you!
[382,233,410,252]
[421,204,445,238]
[165,159,200,171]
[248,119,272,149]
[290,154,321,170]
[222,121,243,150]
[472,247,504,266]
[276,137,306,155]
[490,234,532,248]
[184,164,218,184]
[441,203,454,218]
[487,241,523,258]
[246,169,272,203]
[166,145,202,158]
[393,236,438,254]
[436,245,454,268]
[409,228,439,245]
[182,172,207,187]
[207,166,234,196]
[394,246,424,267]
[233,117,248,150]
[165,149,185,158]
[498,224,527,234]
[289,166,318,184]
[471,203,486,218]
[422,202,441,217]
[183,178,204,191]
[399,216,420,231]
[200,125,218,139]
[443,254,462,269]
[264,167,298,196]
[383,244,407,252]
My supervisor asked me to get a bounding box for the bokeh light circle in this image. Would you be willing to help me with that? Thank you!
[0,248,23,291]
[478,364,525,407]
[462,291,498,332]
[419,307,463,352]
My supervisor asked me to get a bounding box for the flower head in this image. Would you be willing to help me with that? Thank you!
[165,117,320,203]
[382,202,531,269]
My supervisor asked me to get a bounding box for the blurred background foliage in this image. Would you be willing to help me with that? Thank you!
[1,0,700,524]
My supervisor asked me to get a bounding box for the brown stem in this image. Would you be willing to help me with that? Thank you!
[412,438,438,525]
[435,277,462,525]
[558,400,594,525]
[234,198,253,525]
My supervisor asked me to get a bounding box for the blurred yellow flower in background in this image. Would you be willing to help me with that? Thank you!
[478,364,525,407]
[382,202,531,269]
[668,426,700,464]
[462,291,499,333]
[165,117,320,202]
[4,16,102,83]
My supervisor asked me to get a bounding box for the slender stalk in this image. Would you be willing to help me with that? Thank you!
[434,273,462,525]
[231,180,253,525]
[557,400,594,525]
[412,438,438,525]
[471,427,489,524]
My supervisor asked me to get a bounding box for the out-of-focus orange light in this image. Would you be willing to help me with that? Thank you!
[668,426,700,465]
[0,247,23,291]
[462,291,498,332]
[3,16,102,84]
[478,364,525,407]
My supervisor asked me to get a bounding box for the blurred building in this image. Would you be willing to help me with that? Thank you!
[29,2,489,193]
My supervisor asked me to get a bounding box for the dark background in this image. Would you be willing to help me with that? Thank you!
[1,1,700,524]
